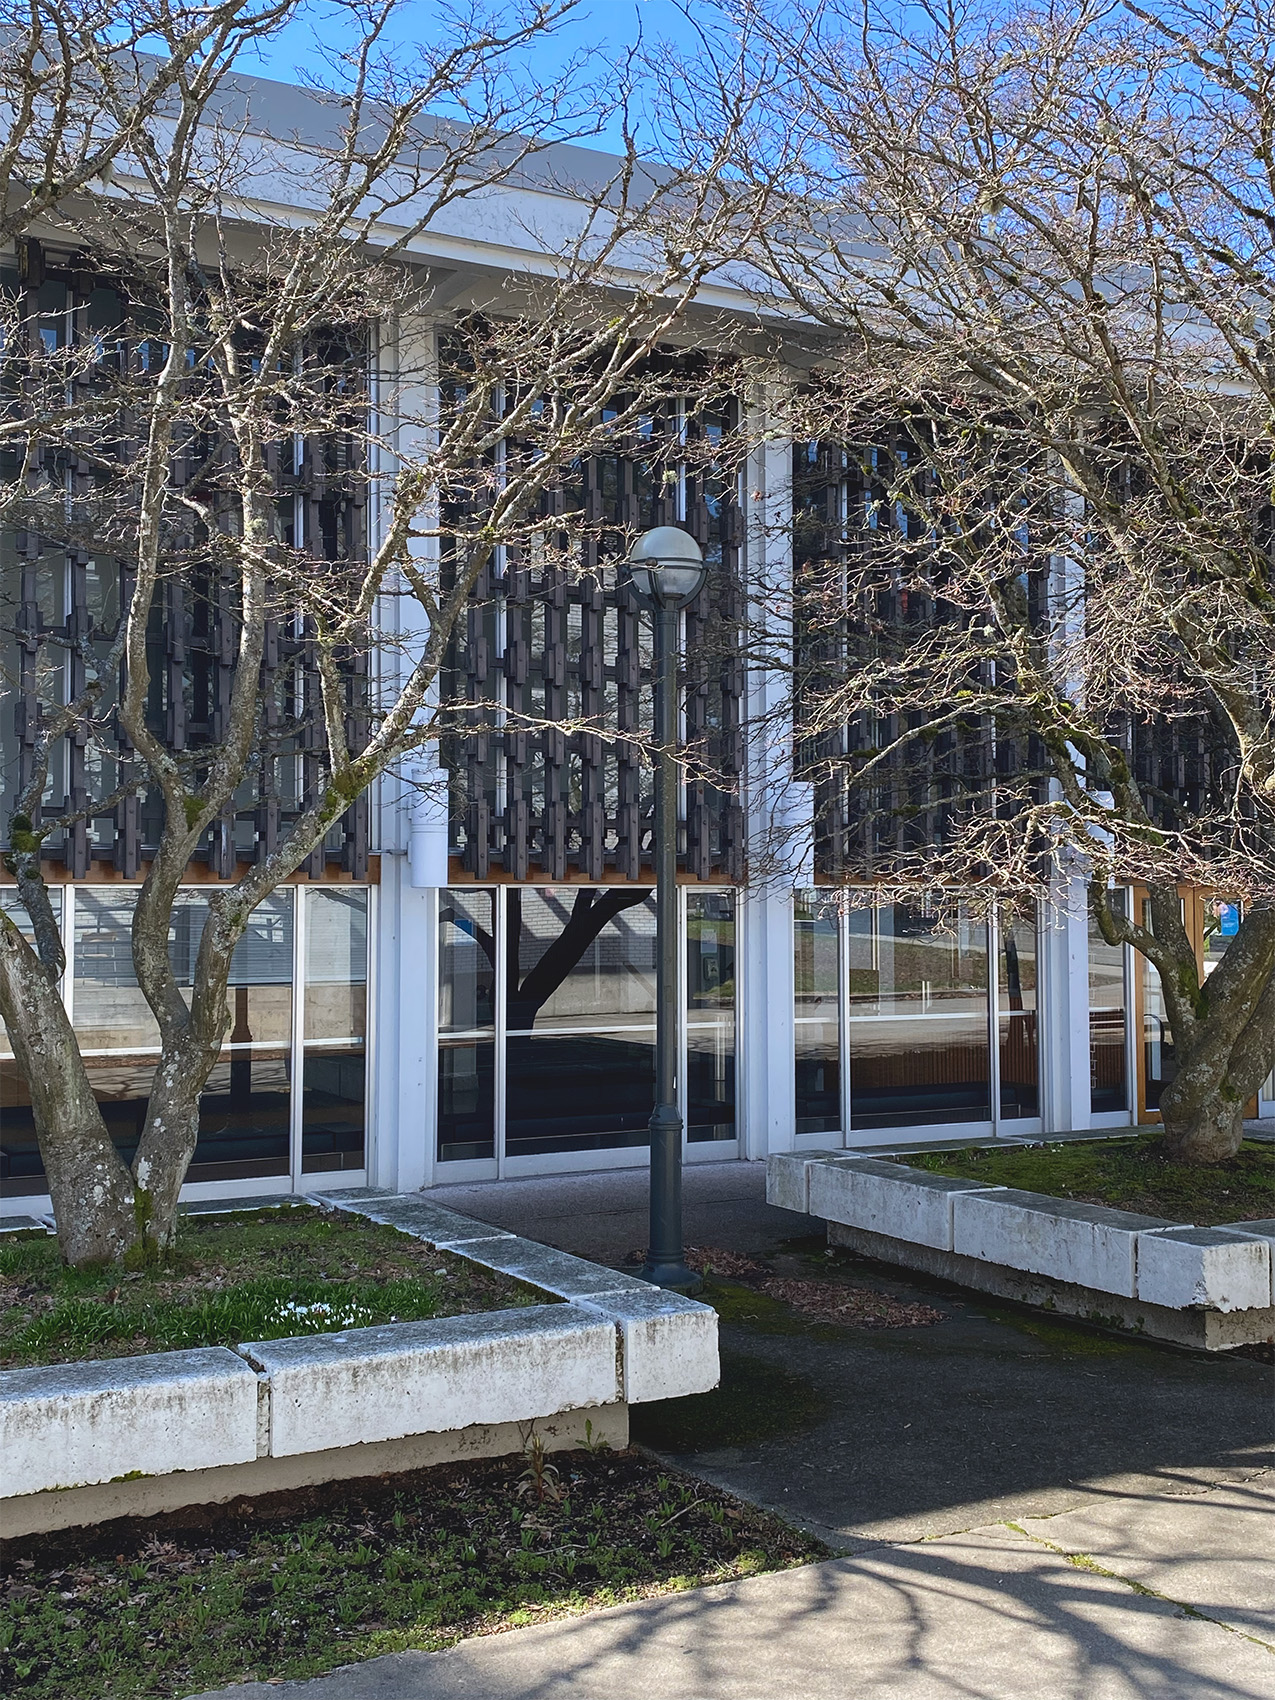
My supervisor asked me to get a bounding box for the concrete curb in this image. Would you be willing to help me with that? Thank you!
[774,1154,1274,1348]
[0,1195,719,1527]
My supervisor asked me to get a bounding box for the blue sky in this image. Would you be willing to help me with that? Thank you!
[243,1,720,155]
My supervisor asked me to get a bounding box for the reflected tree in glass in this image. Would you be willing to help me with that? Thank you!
[1089,892,1128,1113]
[998,903,1039,1119]
[438,889,496,1162]
[504,887,655,1158]
[686,890,735,1143]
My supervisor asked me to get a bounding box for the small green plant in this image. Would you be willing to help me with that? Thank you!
[581,1418,610,1457]
[517,1432,562,1505]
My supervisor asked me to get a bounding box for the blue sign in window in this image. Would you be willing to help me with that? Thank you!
[1218,903,1240,937]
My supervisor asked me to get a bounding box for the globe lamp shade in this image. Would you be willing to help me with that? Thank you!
[624,526,706,608]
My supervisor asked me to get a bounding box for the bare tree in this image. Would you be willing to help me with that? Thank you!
[694,0,1275,1161]
[0,0,764,1264]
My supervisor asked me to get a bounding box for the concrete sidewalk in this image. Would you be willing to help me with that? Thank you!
[422,1162,1273,1540]
[193,1162,1274,1700]
[198,1471,1275,1699]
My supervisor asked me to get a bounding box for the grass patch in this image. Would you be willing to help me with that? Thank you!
[0,1450,823,1699]
[904,1134,1273,1226]
[0,1207,543,1368]
[630,1347,830,1452]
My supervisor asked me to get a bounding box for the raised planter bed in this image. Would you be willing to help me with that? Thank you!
[770,1152,1275,1350]
[0,1192,718,1537]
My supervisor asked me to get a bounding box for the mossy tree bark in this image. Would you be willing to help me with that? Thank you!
[0,912,137,1267]
[1097,888,1275,1164]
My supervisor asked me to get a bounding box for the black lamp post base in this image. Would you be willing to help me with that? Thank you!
[638,1257,704,1296]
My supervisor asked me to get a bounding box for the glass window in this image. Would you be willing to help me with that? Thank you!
[848,902,991,1129]
[302,888,367,1174]
[504,886,656,1158]
[997,903,1039,1119]
[1203,898,1240,976]
[68,887,294,1183]
[1141,896,1177,1112]
[4,884,374,1195]
[0,889,63,1196]
[70,887,163,1170]
[438,888,496,1162]
[1089,894,1128,1113]
[795,891,841,1135]
[686,890,736,1143]
[179,891,294,1182]
[1143,961,1175,1111]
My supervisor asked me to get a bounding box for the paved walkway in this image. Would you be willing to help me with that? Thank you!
[202,1472,1274,1698]
[198,1161,1275,1699]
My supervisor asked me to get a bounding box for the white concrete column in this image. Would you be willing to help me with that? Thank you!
[737,387,800,1157]
[739,883,796,1158]
[369,854,437,1192]
[1039,869,1093,1136]
[367,312,444,1191]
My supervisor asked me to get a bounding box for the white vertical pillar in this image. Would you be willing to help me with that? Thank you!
[1039,478,1095,1138]
[739,883,795,1158]
[738,387,800,1158]
[1039,868,1093,1136]
[367,311,444,1191]
[369,853,437,1192]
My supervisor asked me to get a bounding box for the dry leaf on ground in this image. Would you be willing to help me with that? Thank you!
[761,1278,944,1328]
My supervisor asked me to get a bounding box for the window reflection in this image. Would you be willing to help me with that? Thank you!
[1143,962,1175,1111]
[438,889,496,1162]
[1141,896,1177,1112]
[175,892,294,1181]
[303,889,367,1174]
[504,887,655,1158]
[687,890,736,1142]
[848,902,991,1129]
[1089,894,1128,1113]
[4,885,371,1196]
[68,887,293,1184]
[998,905,1039,1119]
[795,892,841,1135]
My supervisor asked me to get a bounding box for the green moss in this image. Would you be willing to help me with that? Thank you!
[699,1279,822,1335]
[978,1304,1150,1357]
[1178,965,1206,1017]
[123,1190,161,1271]
[904,1134,1273,1226]
[6,811,43,856]
[329,769,364,805]
[630,1348,830,1452]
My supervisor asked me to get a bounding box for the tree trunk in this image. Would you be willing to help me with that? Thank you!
[1157,919,1275,1164]
[129,1044,223,1254]
[1158,1073,1248,1163]
[0,920,137,1267]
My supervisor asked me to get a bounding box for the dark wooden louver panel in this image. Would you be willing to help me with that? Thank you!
[440,402,745,884]
[793,439,1047,880]
[1,246,368,880]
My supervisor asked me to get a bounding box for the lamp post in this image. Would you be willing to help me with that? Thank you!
[623,525,706,1294]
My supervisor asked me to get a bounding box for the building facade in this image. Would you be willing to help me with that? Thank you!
[2,77,1272,1219]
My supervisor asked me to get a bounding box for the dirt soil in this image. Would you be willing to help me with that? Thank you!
[0,1449,823,1700]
